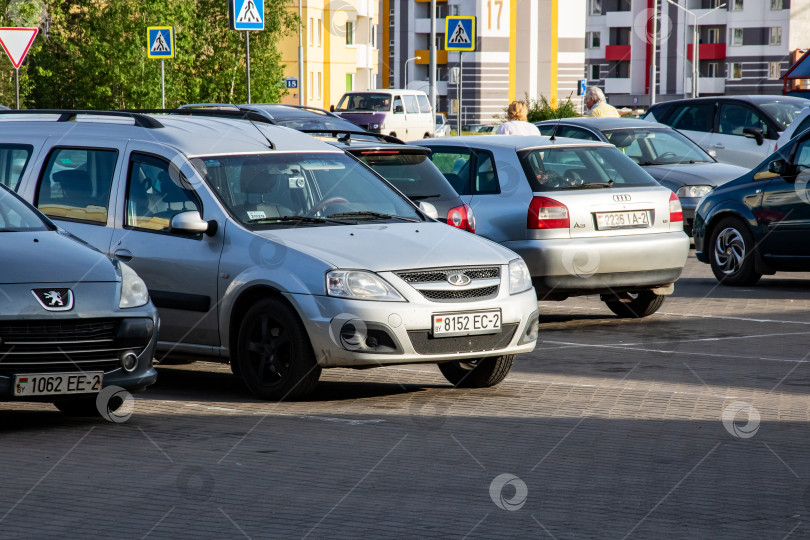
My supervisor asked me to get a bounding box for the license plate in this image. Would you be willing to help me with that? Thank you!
[433,310,502,337]
[13,372,103,397]
[595,210,650,230]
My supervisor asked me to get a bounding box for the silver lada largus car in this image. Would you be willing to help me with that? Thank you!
[3,110,538,400]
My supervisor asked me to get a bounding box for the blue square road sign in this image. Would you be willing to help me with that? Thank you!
[231,0,265,31]
[445,17,475,52]
[147,27,174,59]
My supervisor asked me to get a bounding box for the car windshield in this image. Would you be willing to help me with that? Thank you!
[0,186,49,232]
[357,152,459,200]
[192,152,422,227]
[517,146,660,192]
[335,93,392,112]
[760,101,808,131]
[602,128,713,165]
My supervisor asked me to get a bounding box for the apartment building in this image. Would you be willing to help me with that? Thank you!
[380,0,586,124]
[585,0,810,106]
[279,0,379,109]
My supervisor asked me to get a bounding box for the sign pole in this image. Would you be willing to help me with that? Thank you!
[246,31,252,104]
[160,60,165,108]
[15,67,19,109]
[457,53,462,135]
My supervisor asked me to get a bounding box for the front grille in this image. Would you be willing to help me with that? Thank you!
[396,267,500,283]
[0,319,128,376]
[408,324,518,355]
[420,286,498,301]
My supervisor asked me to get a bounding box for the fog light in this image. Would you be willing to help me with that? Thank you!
[121,351,139,373]
[340,321,366,349]
[520,311,540,344]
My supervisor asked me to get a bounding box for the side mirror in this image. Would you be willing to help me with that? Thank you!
[743,127,764,146]
[767,158,788,176]
[394,105,404,114]
[329,105,335,112]
[170,211,216,235]
[418,201,439,220]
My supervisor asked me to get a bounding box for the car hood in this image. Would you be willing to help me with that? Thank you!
[0,231,117,284]
[255,222,513,271]
[643,162,748,188]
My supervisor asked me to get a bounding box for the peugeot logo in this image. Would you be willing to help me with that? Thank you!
[32,288,74,312]
[612,194,631,202]
[447,273,471,286]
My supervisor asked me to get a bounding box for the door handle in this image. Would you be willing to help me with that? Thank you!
[711,144,724,149]
[113,249,133,262]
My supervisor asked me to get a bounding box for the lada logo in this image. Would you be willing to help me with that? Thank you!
[447,273,471,286]
[612,194,631,202]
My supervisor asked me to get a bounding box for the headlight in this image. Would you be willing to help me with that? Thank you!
[326,270,404,301]
[119,263,149,308]
[508,258,532,295]
[369,122,384,130]
[676,185,713,198]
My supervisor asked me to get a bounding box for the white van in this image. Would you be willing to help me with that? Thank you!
[332,89,435,140]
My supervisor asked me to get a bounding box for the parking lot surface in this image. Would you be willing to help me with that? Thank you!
[2,252,810,539]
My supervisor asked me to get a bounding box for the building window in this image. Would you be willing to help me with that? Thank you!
[706,27,720,44]
[586,31,601,48]
[707,62,718,77]
[346,73,354,91]
[770,0,783,9]
[732,0,743,10]
[451,5,460,15]
[346,21,355,45]
[769,27,781,45]
[317,18,322,47]
[728,62,742,80]
[590,0,602,15]
[590,64,600,80]
[317,72,322,99]
[731,28,742,46]
[371,24,377,48]
[309,18,314,45]
[769,61,781,79]
[309,71,314,99]
[435,35,445,50]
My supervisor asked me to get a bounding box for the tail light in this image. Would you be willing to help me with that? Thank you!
[669,192,683,223]
[528,196,569,229]
[447,204,476,233]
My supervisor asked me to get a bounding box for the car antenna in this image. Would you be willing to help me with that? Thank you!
[233,104,276,150]
[549,91,574,142]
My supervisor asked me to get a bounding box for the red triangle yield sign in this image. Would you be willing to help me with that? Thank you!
[0,28,38,69]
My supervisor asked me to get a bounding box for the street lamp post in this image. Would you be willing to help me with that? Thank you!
[404,56,422,88]
[666,0,726,99]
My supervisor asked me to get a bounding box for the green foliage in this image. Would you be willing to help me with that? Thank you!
[0,0,296,109]
[497,93,581,123]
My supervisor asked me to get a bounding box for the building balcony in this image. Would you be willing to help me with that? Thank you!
[356,0,372,17]
[605,45,631,61]
[605,78,632,94]
[415,18,446,33]
[415,49,448,65]
[687,43,726,60]
[686,76,725,94]
[356,44,375,69]
[605,10,633,28]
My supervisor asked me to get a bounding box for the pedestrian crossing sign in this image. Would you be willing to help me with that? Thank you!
[230,0,265,31]
[445,16,475,52]
[147,26,174,59]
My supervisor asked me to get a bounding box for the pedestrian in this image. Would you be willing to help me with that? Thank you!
[583,87,620,118]
[497,101,541,135]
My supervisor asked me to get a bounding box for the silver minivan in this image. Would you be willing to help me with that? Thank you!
[2,110,538,400]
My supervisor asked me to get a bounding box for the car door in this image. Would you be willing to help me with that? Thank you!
[402,94,421,139]
[391,95,407,138]
[663,101,716,154]
[710,101,778,168]
[755,136,810,260]
[108,143,226,349]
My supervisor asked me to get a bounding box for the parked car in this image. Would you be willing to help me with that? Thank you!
[421,135,690,317]
[694,124,810,285]
[332,89,435,139]
[644,96,808,169]
[463,124,497,133]
[0,183,158,415]
[775,104,810,150]
[435,113,451,137]
[180,102,364,133]
[536,118,749,235]
[1,109,539,399]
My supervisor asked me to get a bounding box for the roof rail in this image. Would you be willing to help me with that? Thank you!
[121,108,275,125]
[0,109,164,128]
[296,129,405,144]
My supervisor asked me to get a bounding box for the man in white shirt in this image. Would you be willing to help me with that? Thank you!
[497,101,542,135]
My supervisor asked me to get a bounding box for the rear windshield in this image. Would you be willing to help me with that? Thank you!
[358,152,459,200]
[335,93,392,112]
[517,146,659,192]
[272,116,361,132]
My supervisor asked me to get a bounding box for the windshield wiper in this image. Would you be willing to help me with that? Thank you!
[409,194,441,200]
[248,215,351,224]
[328,211,419,222]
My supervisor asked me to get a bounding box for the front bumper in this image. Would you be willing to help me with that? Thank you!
[503,231,690,295]
[285,287,539,368]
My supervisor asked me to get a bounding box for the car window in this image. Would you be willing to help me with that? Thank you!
[791,115,810,139]
[36,147,117,225]
[518,146,660,192]
[603,128,712,164]
[393,96,404,113]
[0,185,49,231]
[359,152,459,200]
[335,93,392,112]
[558,126,600,141]
[668,103,715,133]
[126,153,200,233]
[718,103,769,137]
[793,138,810,173]
[760,102,807,131]
[537,125,556,136]
[0,144,32,191]
[427,148,472,195]
[418,95,431,114]
[403,95,419,114]
[474,153,500,194]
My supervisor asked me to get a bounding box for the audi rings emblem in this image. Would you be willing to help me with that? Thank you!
[612,194,631,202]
[447,273,471,286]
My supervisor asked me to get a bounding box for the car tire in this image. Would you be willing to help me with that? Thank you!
[236,298,321,401]
[709,217,762,286]
[438,355,514,388]
[603,291,665,318]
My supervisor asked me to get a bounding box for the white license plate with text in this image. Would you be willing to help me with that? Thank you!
[13,372,103,397]
[433,310,502,337]
[595,210,650,230]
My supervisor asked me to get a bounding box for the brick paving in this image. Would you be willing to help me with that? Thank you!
[2,252,810,538]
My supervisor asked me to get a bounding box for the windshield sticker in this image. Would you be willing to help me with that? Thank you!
[247,210,266,220]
